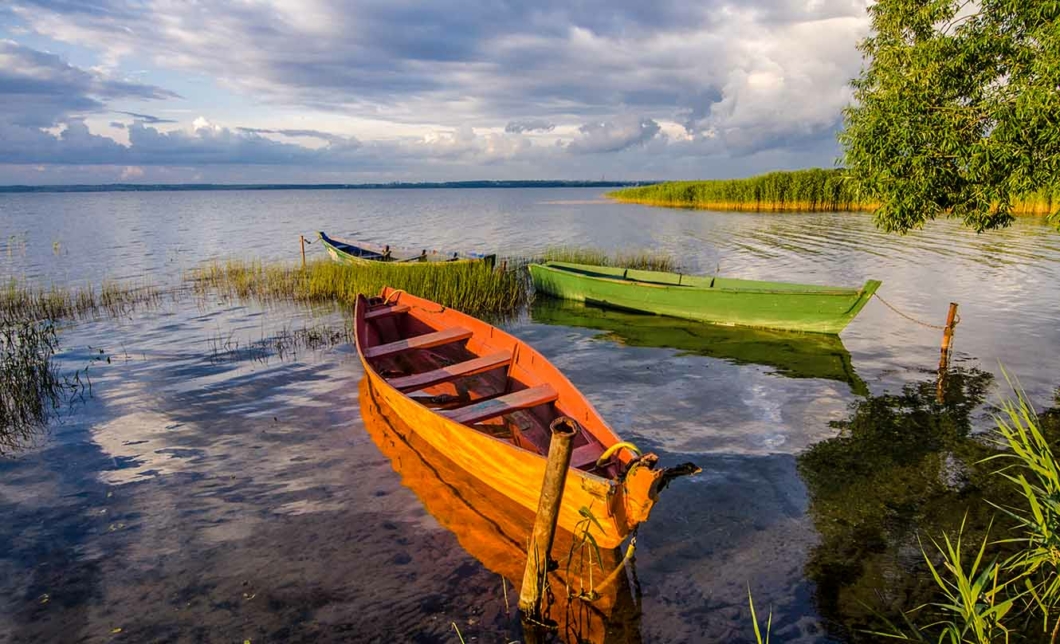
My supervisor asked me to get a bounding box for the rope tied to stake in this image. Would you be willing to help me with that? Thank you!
[873,292,957,330]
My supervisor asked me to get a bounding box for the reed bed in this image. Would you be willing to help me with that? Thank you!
[188,258,531,320]
[611,169,1057,215]
[609,169,869,212]
[1,278,162,323]
[538,247,679,272]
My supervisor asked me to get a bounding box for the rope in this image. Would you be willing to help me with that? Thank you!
[873,293,958,330]
[382,289,406,305]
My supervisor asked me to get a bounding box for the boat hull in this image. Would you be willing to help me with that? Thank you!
[354,289,681,549]
[319,232,493,268]
[529,261,881,334]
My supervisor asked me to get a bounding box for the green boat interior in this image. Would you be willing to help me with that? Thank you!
[541,261,867,294]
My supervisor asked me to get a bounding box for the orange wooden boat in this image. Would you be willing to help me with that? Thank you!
[355,287,698,549]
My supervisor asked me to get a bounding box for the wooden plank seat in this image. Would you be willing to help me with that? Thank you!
[389,350,513,392]
[364,304,410,320]
[363,327,472,360]
[571,442,605,470]
[442,384,558,425]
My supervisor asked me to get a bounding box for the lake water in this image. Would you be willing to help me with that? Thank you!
[1,188,1059,642]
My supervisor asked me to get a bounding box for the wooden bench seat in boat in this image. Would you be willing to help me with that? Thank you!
[442,384,558,425]
[570,442,605,470]
[363,327,472,359]
[389,350,513,393]
[364,304,410,320]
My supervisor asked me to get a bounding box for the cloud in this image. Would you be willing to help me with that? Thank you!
[236,127,360,149]
[568,116,661,154]
[8,1,868,142]
[1,0,874,180]
[0,39,178,128]
[115,111,177,124]
[505,119,555,134]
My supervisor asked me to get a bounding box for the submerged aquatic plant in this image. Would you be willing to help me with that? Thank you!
[206,323,352,364]
[0,317,94,454]
[188,257,530,320]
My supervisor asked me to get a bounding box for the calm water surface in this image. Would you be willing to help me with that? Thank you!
[1,188,1059,642]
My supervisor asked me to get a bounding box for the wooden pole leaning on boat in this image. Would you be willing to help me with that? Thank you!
[936,302,959,402]
[519,416,578,622]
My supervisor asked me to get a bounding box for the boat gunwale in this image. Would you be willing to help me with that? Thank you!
[534,260,878,297]
[353,290,617,488]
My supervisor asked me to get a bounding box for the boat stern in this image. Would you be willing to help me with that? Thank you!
[613,454,700,533]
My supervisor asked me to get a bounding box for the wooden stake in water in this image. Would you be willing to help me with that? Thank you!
[936,302,959,402]
[300,235,307,269]
[519,417,577,622]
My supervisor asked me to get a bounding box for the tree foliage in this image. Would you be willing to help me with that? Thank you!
[841,0,1060,233]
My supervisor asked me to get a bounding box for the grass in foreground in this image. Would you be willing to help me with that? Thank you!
[188,258,531,320]
[867,383,1060,643]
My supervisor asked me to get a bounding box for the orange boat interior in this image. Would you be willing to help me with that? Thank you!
[357,292,626,478]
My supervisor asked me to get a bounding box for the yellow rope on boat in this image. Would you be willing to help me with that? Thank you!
[596,441,642,467]
[383,289,406,305]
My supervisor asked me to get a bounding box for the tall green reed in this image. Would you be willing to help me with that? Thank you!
[610,169,1056,215]
[188,258,531,321]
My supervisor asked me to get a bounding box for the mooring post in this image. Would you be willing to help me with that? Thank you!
[518,417,577,623]
[300,235,307,269]
[936,302,959,402]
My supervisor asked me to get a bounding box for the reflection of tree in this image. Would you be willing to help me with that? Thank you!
[797,368,1025,641]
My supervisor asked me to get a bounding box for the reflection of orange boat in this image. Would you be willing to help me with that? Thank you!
[359,376,643,643]
[354,288,697,549]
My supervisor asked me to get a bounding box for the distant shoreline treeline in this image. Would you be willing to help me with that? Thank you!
[0,180,656,195]
[609,168,1058,215]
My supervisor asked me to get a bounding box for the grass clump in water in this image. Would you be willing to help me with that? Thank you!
[189,258,530,320]
[1,278,162,322]
[0,318,93,454]
[539,247,678,272]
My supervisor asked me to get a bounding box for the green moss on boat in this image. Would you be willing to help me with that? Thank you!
[528,261,881,335]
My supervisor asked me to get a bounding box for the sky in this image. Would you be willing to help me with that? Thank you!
[0,0,872,184]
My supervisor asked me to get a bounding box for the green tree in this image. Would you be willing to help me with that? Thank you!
[841,0,1060,233]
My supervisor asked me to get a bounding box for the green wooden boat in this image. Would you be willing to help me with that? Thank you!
[318,231,496,268]
[528,261,881,334]
[531,298,867,394]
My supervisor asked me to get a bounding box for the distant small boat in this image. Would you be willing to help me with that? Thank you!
[318,231,495,268]
[528,261,881,335]
[355,287,698,548]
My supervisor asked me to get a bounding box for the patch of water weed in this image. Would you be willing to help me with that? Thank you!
[188,258,531,320]
[0,318,98,454]
[539,247,679,272]
[206,323,352,365]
